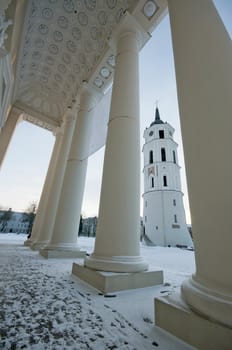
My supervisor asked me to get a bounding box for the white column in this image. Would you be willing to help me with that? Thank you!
[24,128,60,246]
[32,113,76,249]
[44,86,97,252]
[85,29,148,273]
[0,108,21,168]
[168,0,232,327]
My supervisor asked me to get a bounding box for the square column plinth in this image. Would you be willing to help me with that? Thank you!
[72,263,163,293]
[40,249,86,259]
[155,295,232,350]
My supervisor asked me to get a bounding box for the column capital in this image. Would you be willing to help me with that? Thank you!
[78,82,103,111]
[109,12,150,52]
[63,110,77,124]
[53,126,63,137]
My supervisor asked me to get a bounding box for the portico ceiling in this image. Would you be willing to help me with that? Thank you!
[12,0,167,130]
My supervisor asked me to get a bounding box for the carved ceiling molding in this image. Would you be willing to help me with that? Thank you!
[14,100,59,132]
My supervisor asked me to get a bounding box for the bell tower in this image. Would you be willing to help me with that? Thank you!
[143,107,192,247]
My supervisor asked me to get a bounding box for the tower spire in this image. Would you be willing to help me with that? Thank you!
[155,106,161,122]
[150,101,164,126]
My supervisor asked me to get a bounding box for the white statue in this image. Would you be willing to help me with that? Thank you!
[0,15,12,49]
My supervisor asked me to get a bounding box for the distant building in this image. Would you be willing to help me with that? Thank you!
[79,216,98,237]
[0,209,35,234]
[142,107,192,247]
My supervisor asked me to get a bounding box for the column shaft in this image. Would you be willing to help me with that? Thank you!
[33,114,76,249]
[45,87,96,250]
[168,0,232,327]
[85,30,147,272]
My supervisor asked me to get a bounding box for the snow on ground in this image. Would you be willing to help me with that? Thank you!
[0,234,196,350]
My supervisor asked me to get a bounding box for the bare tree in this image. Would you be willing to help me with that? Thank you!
[23,202,37,237]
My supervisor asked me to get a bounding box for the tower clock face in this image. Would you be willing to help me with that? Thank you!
[149,131,154,136]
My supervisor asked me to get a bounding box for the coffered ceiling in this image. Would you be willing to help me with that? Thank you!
[11,0,167,130]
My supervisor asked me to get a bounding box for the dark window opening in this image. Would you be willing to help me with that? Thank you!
[173,199,176,206]
[173,150,176,164]
[151,177,154,188]
[161,148,166,161]
[149,150,153,164]
[174,215,178,223]
[163,175,167,187]
[159,130,164,139]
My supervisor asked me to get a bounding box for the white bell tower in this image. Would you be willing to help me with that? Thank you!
[143,107,193,247]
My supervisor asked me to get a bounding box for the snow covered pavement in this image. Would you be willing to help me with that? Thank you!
[0,234,196,350]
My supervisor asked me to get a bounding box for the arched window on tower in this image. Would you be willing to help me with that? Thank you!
[149,150,153,164]
[173,150,176,164]
[161,148,166,161]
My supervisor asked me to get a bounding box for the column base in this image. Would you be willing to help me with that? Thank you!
[155,294,232,350]
[30,241,48,251]
[40,243,86,259]
[85,254,148,273]
[182,277,232,328]
[24,239,33,246]
[72,262,163,293]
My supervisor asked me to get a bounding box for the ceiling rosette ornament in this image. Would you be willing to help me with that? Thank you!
[38,24,49,35]
[107,0,118,9]
[57,16,68,29]
[63,0,74,13]
[84,0,96,11]
[78,12,88,26]
[42,8,53,19]
[53,31,63,42]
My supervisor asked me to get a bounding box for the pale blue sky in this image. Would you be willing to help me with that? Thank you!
[0,1,231,223]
